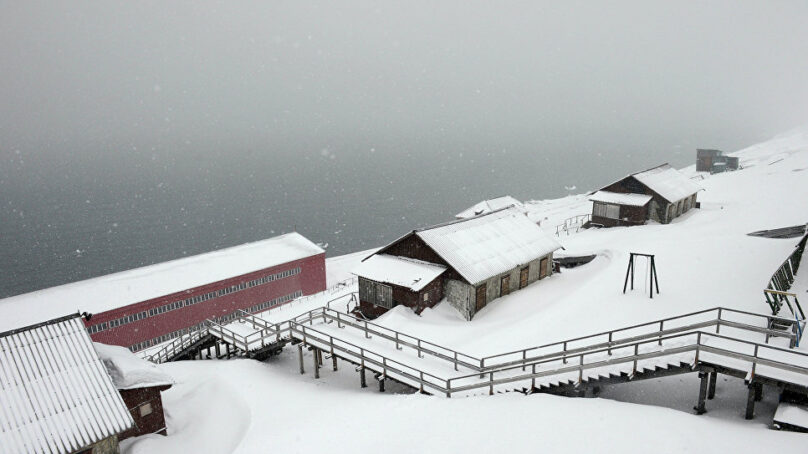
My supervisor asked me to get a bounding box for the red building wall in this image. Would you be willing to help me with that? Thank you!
[86,252,325,350]
[118,386,171,440]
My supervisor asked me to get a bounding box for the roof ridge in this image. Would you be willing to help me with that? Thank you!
[416,205,518,233]
[0,312,82,338]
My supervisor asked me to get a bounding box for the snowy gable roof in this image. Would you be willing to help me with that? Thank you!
[0,315,133,454]
[0,232,324,331]
[95,343,173,390]
[590,191,653,207]
[455,196,524,219]
[352,255,447,291]
[416,207,562,285]
[631,164,702,203]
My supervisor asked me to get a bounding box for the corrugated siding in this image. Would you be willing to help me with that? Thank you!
[416,208,561,286]
[0,317,133,454]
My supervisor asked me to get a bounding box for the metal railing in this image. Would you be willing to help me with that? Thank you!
[147,328,210,364]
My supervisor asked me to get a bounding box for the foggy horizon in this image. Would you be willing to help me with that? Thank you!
[2,1,808,297]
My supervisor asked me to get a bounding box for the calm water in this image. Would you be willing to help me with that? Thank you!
[0,143,691,299]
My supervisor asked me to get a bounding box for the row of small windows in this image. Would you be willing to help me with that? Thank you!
[245,290,303,313]
[126,290,302,352]
[88,266,301,334]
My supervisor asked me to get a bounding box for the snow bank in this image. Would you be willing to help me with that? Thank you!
[95,342,173,390]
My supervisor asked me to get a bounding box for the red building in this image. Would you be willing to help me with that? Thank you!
[0,233,326,352]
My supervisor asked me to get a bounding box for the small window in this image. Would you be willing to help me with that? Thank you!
[423,293,429,302]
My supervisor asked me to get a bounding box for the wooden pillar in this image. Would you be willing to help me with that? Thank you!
[379,376,385,393]
[297,344,305,375]
[215,342,221,358]
[754,382,763,402]
[313,348,320,379]
[225,343,231,358]
[332,355,338,372]
[745,383,756,420]
[707,370,717,400]
[694,371,708,414]
[360,367,367,388]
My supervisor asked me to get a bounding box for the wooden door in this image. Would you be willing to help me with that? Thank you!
[539,258,548,279]
[519,267,529,289]
[500,275,510,296]
[475,284,487,311]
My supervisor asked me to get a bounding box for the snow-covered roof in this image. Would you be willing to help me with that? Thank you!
[0,232,324,331]
[95,343,173,390]
[589,190,653,207]
[0,315,133,454]
[631,164,702,203]
[352,255,447,291]
[456,196,524,219]
[414,207,562,285]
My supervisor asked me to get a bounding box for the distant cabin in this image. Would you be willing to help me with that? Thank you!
[696,148,739,173]
[589,163,702,227]
[352,207,561,321]
[455,195,525,219]
[0,314,134,454]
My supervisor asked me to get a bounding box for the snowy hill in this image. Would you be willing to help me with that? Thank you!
[122,130,808,454]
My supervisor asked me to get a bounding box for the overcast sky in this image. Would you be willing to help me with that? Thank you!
[2,0,808,160]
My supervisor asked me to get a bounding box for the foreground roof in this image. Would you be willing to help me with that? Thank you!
[0,232,324,331]
[95,343,173,390]
[352,255,447,291]
[590,190,653,207]
[631,164,702,203]
[415,207,561,285]
[0,315,133,454]
[455,196,524,219]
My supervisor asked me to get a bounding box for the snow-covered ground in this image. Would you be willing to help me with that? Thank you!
[122,129,808,453]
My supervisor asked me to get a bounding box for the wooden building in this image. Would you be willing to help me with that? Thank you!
[96,343,173,440]
[590,163,703,227]
[353,207,561,321]
[0,233,326,353]
[0,314,134,454]
[697,148,740,173]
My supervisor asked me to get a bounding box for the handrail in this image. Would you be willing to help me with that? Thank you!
[479,306,799,369]
[322,309,482,371]
[289,320,449,394]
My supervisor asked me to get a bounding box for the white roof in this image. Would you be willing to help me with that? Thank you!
[0,316,133,454]
[352,254,447,291]
[456,196,524,219]
[590,190,653,207]
[415,207,562,285]
[0,232,324,331]
[632,164,702,203]
[95,343,173,390]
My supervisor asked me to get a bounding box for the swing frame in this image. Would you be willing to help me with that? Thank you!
[623,252,660,298]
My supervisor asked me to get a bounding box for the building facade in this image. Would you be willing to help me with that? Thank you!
[590,163,702,227]
[0,233,326,352]
[354,207,561,320]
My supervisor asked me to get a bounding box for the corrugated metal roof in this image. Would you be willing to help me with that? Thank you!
[352,254,447,291]
[590,191,653,207]
[416,207,562,285]
[631,164,702,203]
[0,315,134,454]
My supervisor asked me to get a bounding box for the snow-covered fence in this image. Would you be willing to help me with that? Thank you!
[555,214,591,236]
[764,231,807,318]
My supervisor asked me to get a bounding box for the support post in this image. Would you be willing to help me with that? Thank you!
[745,383,756,420]
[707,370,717,400]
[332,355,338,372]
[694,371,708,414]
[360,366,367,388]
[313,348,320,379]
[225,343,231,358]
[623,254,633,293]
[215,342,221,358]
[754,382,763,402]
[298,344,305,375]
[379,376,385,393]
[630,254,635,290]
